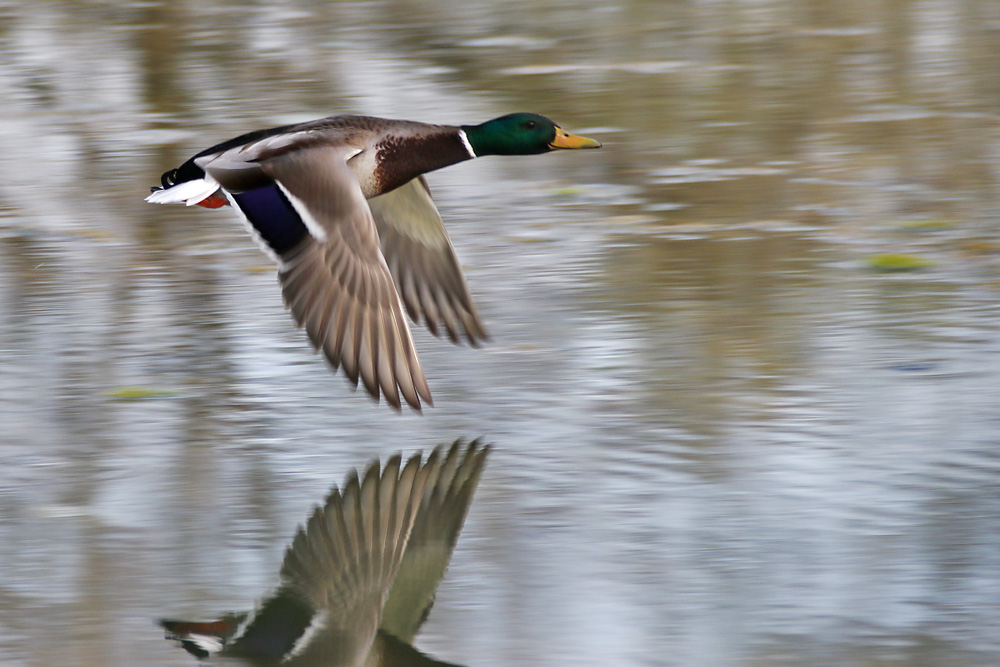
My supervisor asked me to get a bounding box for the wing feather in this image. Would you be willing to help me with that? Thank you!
[240,148,431,410]
[368,177,487,345]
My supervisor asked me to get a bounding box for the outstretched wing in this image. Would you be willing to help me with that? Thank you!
[198,138,432,411]
[379,439,490,643]
[369,178,487,345]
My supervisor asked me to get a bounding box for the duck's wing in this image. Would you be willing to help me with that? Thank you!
[372,630,467,667]
[198,138,432,411]
[379,439,490,644]
[230,451,436,665]
[368,178,487,345]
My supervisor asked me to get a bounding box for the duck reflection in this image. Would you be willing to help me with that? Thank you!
[161,439,489,666]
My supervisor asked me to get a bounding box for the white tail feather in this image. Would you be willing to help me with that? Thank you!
[183,634,224,655]
[145,176,220,206]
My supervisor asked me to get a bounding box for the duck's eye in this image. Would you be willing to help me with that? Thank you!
[524,120,537,130]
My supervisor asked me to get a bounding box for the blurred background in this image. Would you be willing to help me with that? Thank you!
[1,0,999,665]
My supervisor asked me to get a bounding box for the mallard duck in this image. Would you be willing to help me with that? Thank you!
[147,113,601,411]
[161,438,490,666]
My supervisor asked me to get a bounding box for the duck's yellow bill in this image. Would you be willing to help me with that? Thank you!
[549,127,602,149]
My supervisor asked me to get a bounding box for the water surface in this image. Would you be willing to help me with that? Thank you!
[1,1,999,665]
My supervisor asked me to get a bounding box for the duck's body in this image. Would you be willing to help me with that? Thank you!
[161,439,489,667]
[159,115,477,202]
[147,113,600,411]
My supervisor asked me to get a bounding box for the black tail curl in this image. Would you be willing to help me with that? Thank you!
[160,168,180,188]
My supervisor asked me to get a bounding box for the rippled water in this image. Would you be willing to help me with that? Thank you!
[1,1,999,665]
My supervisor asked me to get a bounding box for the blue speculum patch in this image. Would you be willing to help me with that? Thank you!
[232,183,309,255]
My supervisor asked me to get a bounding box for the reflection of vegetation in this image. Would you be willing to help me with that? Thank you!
[11,0,998,244]
[381,0,999,233]
[592,230,826,435]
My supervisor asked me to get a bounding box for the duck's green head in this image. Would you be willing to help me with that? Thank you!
[462,113,602,157]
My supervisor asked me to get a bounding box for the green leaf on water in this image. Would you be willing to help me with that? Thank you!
[866,253,936,272]
[895,218,957,230]
[105,387,175,400]
[553,186,584,196]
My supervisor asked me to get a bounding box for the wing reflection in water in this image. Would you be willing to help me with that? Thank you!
[161,439,489,666]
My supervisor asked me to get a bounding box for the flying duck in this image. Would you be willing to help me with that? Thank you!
[161,438,490,666]
[147,113,601,411]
